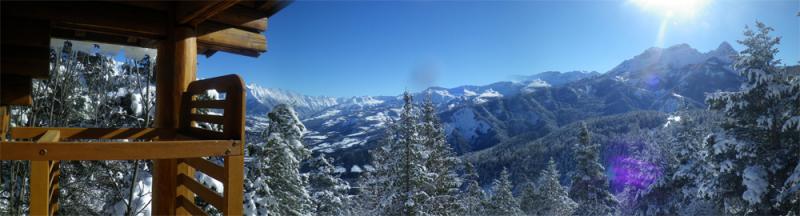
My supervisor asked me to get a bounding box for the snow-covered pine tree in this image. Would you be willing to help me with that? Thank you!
[518,181,539,215]
[307,154,351,216]
[520,158,576,216]
[420,97,463,216]
[260,104,312,216]
[706,21,800,215]
[485,168,523,216]
[461,162,486,216]
[569,122,618,216]
[358,92,432,216]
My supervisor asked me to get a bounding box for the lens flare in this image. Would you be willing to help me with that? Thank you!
[630,0,711,19]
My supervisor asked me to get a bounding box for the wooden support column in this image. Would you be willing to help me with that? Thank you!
[152,17,198,214]
[29,130,60,216]
[223,155,244,215]
[0,106,9,141]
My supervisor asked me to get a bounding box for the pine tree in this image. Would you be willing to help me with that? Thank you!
[358,92,432,216]
[307,154,351,216]
[705,21,800,215]
[461,162,486,216]
[520,158,577,216]
[260,104,312,216]
[486,168,523,216]
[420,97,463,215]
[569,122,618,216]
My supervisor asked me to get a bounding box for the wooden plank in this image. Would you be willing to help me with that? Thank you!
[1,106,9,141]
[176,160,196,216]
[28,130,60,215]
[177,195,209,216]
[209,5,268,32]
[177,0,241,26]
[1,2,167,40]
[30,160,50,215]
[51,27,159,49]
[0,75,33,106]
[197,22,266,57]
[181,158,225,181]
[191,100,227,109]
[9,128,176,140]
[256,0,293,17]
[191,114,225,125]
[38,130,61,144]
[178,174,224,210]
[182,127,226,140]
[151,159,177,215]
[223,155,244,215]
[224,75,246,141]
[0,140,242,160]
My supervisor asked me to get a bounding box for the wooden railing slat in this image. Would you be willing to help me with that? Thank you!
[177,195,209,216]
[190,100,226,108]
[183,127,226,140]
[177,174,224,210]
[191,114,225,125]
[181,158,225,182]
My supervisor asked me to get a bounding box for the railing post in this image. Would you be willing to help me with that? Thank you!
[223,155,244,215]
[29,130,60,216]
[30,160,49,215]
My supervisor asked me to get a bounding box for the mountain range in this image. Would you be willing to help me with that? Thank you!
[245,42,742,180]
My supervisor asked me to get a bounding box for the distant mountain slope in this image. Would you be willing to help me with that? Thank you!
[246,83,340,118]
[244,42,748,180]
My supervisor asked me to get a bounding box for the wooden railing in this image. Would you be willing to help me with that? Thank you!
[0,74,246,215]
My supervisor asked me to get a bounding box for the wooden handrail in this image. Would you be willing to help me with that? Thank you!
[0,140,241,160]
[10,127,176,140]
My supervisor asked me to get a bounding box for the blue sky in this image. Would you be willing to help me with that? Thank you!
[198,0,799,97]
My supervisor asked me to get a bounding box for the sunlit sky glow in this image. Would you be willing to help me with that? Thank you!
[199,0,799,97]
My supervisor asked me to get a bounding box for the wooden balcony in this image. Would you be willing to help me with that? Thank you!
[0,1,291,215]
[1,75,247,215]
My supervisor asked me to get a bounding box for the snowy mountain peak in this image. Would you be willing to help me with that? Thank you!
[245,83,340,118]
[609,43,737,77]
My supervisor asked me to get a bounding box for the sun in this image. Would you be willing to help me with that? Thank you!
[630,0,711,19]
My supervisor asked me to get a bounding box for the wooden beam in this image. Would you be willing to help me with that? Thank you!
[30,160,50,215]
[0,140,242,160]
[178,174,224,210]
[209,5,268,32]
[1,2,167,40]
[28,130,60,215]
[0,107,9,141]
[177,0,241,26]
[177,195,209,216]
[180,158,225,181]
[9,128,176,140]
[51,27,159,49]
[0,75,33,106]
[223,155,244,215]
[197,22,266,57]
[256,0,293,17]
